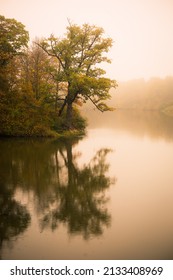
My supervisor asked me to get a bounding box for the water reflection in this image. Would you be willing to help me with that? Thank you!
[0,176,31,259]
[39,146,114,239]
[1,109,173,260]
[0,137,114,258]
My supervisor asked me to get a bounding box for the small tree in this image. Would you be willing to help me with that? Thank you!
[0,15,29,66]
[0,15,29,91]
[19,41,53,100]
[39,23,117,129]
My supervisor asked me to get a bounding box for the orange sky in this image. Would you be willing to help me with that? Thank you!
[1,0,173,81]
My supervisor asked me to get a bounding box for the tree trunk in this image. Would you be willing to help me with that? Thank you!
[65,102,73,130]
[58,97,67,116]
[55,82,59,112]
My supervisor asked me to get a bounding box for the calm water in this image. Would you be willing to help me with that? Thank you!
[0,110,173,259]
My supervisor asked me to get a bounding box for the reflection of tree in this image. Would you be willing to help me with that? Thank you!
[0,183,31,258]
[0,140,31,258]
[40,145,115,239]
[0,138,115,242]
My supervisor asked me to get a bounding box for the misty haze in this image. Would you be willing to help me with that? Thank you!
[1,0,173,261]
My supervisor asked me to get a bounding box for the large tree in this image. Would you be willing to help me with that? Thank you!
[39,23,117,129]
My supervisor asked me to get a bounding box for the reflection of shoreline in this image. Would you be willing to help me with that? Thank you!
[0,137,115,258]
[82,109,173,141]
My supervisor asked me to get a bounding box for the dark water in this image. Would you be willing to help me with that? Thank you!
[0,111,173,259]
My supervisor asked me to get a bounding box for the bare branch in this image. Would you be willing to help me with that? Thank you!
[87,95,104,112]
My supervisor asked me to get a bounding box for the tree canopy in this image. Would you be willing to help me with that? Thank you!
[39,23,117,128]
[0,15,29,66]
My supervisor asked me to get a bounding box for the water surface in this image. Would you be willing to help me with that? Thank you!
[0,111,173,259]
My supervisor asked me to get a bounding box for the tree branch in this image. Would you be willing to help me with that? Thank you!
[50,40,65,71]
[87,95,104,112]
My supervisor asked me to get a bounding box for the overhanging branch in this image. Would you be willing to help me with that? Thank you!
[87,95,104,112]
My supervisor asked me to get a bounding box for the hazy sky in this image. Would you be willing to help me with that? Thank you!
[1,0,173,81]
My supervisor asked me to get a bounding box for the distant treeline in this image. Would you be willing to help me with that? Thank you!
[83,77,173,116]
[109,77,173,115]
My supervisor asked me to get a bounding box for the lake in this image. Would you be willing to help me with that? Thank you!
[0,110,173,259]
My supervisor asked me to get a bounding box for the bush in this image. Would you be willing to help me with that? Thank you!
[0,90,87,137]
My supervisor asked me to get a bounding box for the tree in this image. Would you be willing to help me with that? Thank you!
[0,15,29,92]
[39,23,117,129]
[19,41,53,100]
[0,15,29,66]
